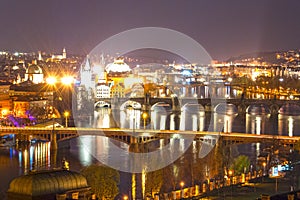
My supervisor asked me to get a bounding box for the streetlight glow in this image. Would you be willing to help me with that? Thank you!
[64,111,70,127]
[61,76,74,85]
[46,76,57,85]
[180,181,184,188]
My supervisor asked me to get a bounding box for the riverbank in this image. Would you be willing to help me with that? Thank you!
[195,176,296,200]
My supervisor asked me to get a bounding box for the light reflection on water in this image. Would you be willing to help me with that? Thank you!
[1,107,300,198]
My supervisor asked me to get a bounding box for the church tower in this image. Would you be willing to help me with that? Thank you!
[38,51,43,61]
[80,55,94,90]
[62,48,67,59]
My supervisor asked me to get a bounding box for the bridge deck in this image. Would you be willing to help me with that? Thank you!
[0,127,299,145]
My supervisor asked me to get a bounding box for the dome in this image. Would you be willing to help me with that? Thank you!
[278,103,300,116]
[105,57,131,73]
[7,170,89,197]
[246,104,271,115]
[181,103,205,114]
[26,64,43,74]
[214,103,237,115]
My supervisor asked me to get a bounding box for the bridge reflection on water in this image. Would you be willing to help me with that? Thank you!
[1,104,300,199]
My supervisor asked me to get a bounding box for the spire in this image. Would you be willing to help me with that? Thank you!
[100,53,105,66]
[38,51,43,61]
[62,48,66,59]
[82,55,91,71]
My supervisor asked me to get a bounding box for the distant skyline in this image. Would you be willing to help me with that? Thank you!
[0,0,300,60]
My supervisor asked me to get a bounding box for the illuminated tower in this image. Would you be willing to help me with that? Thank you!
[80,56,93,90]
[62,48,66,59]
[38,51,43,61]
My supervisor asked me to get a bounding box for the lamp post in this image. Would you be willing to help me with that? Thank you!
[64,111,70,127]
[180,181,184,198]
[142,112,148,129]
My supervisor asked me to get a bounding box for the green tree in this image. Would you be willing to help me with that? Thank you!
[145,169,163,198]
[230,155,250,175]
[81,164,120,200]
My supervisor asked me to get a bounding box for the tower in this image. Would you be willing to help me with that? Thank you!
[80,55,94,91]
[38,51,43,61]
[62,48,66,59]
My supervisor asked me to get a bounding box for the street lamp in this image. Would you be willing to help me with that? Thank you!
[180,181,184,188]
[46,76,57,130]
[64,111,70,127]
[142,112,148,129]
[180,181,184,198]
[263,162,267,176]
[123,195,128,200]
[61,76,74,120]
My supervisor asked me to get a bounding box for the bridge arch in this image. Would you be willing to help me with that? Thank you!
[95,101,111,109]
[151,102,172,130]
[120,100,142,111]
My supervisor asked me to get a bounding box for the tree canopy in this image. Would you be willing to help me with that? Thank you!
[81,164,120,200]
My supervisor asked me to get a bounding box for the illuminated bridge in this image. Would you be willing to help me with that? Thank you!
[0,127,299,147]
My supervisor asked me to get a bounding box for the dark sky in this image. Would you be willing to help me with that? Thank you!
[0,0,300,60]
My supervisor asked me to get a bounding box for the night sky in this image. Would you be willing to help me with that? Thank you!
[0,0,300,60]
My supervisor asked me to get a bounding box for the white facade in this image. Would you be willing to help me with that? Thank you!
[24,64,44,84]
[80,57,94,91]
[96,84,110,98]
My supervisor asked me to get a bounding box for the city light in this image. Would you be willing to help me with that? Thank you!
[61,76,74,85]
[46,76,57,85]
[64,111,70,127]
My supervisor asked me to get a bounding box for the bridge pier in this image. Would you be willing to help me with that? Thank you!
[50,130,58,150]
[111,97,121,128]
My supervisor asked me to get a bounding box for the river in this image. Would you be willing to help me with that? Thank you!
[0,106,300,199]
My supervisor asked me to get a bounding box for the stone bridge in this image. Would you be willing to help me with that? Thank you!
[95,96,300,114]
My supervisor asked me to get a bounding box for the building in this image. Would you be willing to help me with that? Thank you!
[105,57,131,73]
[24,61,44,84]
[80,57,94,91]
[110,83,125,98]
[96,84,110,98]
[51,48,67,60]
[7,170,91,200]
[13,97,30,118]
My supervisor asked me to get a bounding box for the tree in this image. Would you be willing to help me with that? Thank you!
[145,169,163,198]
[81,164,120,200]
[230,155,250,175]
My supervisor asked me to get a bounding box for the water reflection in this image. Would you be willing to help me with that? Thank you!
[2,102,300,198]
[15,142,51,173]
[278,115,300,137]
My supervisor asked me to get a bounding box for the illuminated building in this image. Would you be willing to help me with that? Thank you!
[24,61,44,84]
[7,170,91,200]
[51,48,67,60]
[13,97,30,118]
[130,83,144,97]
[0,83,12,117]
[80,56,94,91]
[96,84,110,98]
[110,83,125,98]
[105,57,131,73]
